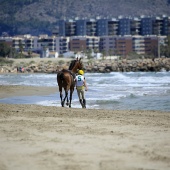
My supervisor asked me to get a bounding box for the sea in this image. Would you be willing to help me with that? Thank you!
[0,72,170,111]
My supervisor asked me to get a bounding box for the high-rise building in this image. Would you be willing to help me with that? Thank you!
[58,20,66,36]
[86,19,97,36]
[152,16,163,35]
[144,36,158,56]
[69,36,87,52]
[76,19,86,36]
[118,17,131,36]
[140,16,153,35]
[99,36,116,55]
[97,19,108,36]
[65,19,76,36]
[115,36,133,57]
[162,15,170,35]
[132,36,145,54]
[108,18,119,36]
[57,15,170,37]
[130,17,141,35]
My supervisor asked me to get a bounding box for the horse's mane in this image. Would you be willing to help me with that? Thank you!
[69,60,76,70]
[68,58,83,71]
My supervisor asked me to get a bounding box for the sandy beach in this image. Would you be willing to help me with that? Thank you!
[0,85,170,170]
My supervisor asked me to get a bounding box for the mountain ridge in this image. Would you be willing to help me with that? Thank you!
[0,0,170,35]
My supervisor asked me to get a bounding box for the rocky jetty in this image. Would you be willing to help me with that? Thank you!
[85,58,170,73]
[0,58,170,74]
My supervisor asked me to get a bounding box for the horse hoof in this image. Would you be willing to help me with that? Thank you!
[61,101,64,107]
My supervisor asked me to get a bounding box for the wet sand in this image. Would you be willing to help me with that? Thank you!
[0,85,58,99]
[0,85,170,170]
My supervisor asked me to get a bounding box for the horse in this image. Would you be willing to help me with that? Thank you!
[57,58,83,108]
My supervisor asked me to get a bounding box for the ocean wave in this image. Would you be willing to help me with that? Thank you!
[1,72,170,111]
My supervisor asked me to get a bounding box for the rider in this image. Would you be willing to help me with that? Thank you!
[74,70,88,108]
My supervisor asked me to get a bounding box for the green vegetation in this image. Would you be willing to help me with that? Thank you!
[127,52,144,60]
[0,42,11,58]
[161,36,170,58]
[0,42,31,59]
[0,58,14,66]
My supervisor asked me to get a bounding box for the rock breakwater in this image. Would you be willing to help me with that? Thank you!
[0,58,170,74]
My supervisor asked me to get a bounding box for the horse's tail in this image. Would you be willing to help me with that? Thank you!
[59,72,64,80]
[57,71,64,81]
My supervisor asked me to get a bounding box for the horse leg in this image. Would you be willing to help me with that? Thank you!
[66,96,69,106]
[61,97,64,107]
[62,90,68,107]
[58,85,64,107]
[69,89,74,108]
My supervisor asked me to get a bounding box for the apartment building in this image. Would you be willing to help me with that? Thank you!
[152,16,163,35]
[4,35,69,55]
[100,36,116,55]
[58,20,65,36]
[57,15,170,37]
[100,36,133,56]
[97,18,108,36]
[69,36,86,52]
[25,38,36,51]
[65,19,76,36]
[144,36,158,56]
[108,18,119,36]
[115,36,133,57]
[140,16,153,35]
[99,35,165,57]
[0,33,166,57]
[130,17,141,35]
[162,15,170,35]
[12,38,25,51]
[55,36,69,54]
[132,36,145,54]
[86,36,100,50]
[37,36,57,52]
[86,19,97,36]
[70,36,100,52]
[76,19,86,36]
[118,17,131,36]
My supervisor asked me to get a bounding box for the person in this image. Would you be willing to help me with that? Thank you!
[74,70,88,108]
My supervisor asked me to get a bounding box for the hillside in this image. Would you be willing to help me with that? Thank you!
[0,0,170,36]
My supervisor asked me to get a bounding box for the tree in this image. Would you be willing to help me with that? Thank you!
[161,36,170,58]
[93,47,99,54]
[27,49,32,58]
[10,47,17,58]
[0,42,11,58]
[108,49,113,60]
[86,48,93,59]
[101,49,106,60]
[19,40,24,58]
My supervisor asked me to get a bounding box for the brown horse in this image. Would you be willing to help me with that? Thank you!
[57,58,83,107]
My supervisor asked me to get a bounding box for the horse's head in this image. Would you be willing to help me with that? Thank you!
[69,57,83,73]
